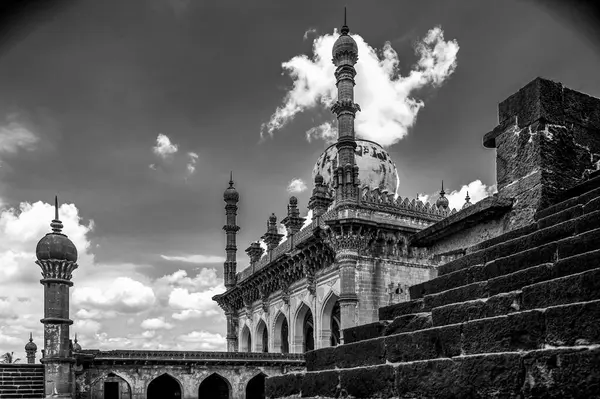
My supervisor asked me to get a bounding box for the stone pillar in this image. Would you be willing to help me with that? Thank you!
[336,250,359,343]
[483,77,600,230]
[225,310,238,352]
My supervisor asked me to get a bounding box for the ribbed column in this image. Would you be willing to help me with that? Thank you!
[225,310,238,352]
[335,250,359,343]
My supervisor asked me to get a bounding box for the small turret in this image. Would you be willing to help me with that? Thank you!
[281,196,306,236]
[72,334,81,352]
[462,191,472,210]
[436,181,449,210]
[261,213,283,260]
[308,173,333,217]
[245,241,264,272]
[25,333,37,364]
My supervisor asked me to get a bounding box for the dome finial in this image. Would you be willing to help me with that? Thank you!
[341,6,349,34]
[465,191,470,202]
[440,180,445,196]
[229,171,234,187]
[29,332,33,342]
[50,196,63,234]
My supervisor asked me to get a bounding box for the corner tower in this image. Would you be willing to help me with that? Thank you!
[35,196,78,398]
[331,9,361,204]
[223,172,240,290]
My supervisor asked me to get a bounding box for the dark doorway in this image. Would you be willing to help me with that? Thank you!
[198,373,229,399]
[281,317,289,354]
[303,310,314,352]
[147,374,181,399]
[246,373,266,399]
[330,301,341,347]
[262,326,268,353]
[104,381,118,399]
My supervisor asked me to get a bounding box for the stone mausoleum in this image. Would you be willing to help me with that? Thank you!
[1,14,600,399]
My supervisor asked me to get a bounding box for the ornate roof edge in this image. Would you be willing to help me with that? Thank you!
[409,195,513,247]
[360,188,456,220]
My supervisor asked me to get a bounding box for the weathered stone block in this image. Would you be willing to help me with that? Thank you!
[378,298,425,321]
[487,262,554,296]
[410,264,484,299]
[339,365,395,398]
[462,310,545,354]
[537,204,583,229]
[423,281,488,310]
[583,195,600,214]
[384,324,461,363]
[438,251,485,276]
[483,242,557,280]
[557,227,600,259]
[553,248,600,278]
[305,347,335,372]
[343,321,388,344]
[545,300,600,346]
[300,370,339,398]
[522,267,600,310]
[266,373,303,398]
[432,291,522,327]
[383,312,432,336]
[335,337,385,369]
[468,223,538,253]
[575,209,600,234]
[522,348,600,398]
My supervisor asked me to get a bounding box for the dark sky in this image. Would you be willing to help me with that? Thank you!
[1,0,599,277]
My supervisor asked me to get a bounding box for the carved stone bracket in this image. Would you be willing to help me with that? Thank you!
[36,259,79,281]
[279,277,291,306]
[242,292,253,319]
[321,224,374,256]
[302,260,316,297]
[258,284,270,314]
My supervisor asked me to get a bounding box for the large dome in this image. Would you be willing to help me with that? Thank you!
[312,140,400,195]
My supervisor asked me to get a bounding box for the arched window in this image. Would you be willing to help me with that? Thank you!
[198,373,230,399]
[303,310,314,352]
[330,301,341,347]
[273,312,289,354]
[246,373,267,399]
[320,292,341,348]
[147,374,181,399]
[241,325,252,353]
[293,303,314,353]
[91,372,132,399]
[255,320,269,353]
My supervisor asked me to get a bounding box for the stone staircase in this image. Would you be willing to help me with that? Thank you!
[0,364,44,398]
[266,172,600,398]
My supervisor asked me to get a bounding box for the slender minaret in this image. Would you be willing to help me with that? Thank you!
[25,333,37,364]
[35,196,78,397]
[223,172,240,290]
[331,8,361,203]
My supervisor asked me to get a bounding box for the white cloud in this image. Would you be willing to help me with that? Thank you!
[140,317,174,330]
[420,180,497,211]
[168,285,223,318]
[72,319,102,335]
[302,209,313,229]
[75,308,117,320]
[261,26,459,147]
[72,277,156,313]
[0,115,38,155]
[152,133,178,158]
[186,152,198,175]
[160,254,225,264]
[287,178,307,193]
[303,28,317,40]
[177,331,226,351]
[156,268,220,291]
[306,121,336,143]
[149,163,157,170]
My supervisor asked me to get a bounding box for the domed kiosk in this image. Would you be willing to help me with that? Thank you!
[312,139,400,195]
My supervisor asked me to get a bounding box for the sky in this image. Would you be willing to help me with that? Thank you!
[0,0,599,360]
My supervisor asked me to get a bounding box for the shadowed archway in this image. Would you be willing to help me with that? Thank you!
[273,311,289,353]
[246,373,267,399]
[147,374,181,399]
[90,372,132,399]
[255,319,269,352]
[293,303,314,353]
[198,373,230,399]
[241,324,252,352]
[320,292,341,348]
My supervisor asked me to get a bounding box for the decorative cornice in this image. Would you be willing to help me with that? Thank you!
[36,259,78,281]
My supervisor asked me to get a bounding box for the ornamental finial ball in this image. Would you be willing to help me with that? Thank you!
[35,197,78,262]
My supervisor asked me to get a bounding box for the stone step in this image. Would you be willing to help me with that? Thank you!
[424,247,600,310]
[535,173,600,220]
[343,312,432,344]
[306,299,600,372]
[378,298,427,321]
[433,266,600,327]
[267,346,600,399]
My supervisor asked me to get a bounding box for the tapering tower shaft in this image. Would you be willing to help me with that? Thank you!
[331,14,361,202]
[223,173,240,289]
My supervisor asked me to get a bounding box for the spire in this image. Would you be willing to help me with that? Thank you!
[50,196,63,234]
[440,180,445,196]
[29,332,33,342]
[462,191,472,210]
[436,181,449,209]
[229,171,233,186]
[341,7,349,34]
[465,191,470,202]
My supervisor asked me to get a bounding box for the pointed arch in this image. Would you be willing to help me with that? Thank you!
[198,373,230,399]
[320,291,341,348]
[90,371,132,399]
[293,302,314,353]
[147,373,182,399]
[246,372,267,399]
[240,324,252,353]
[255,319,269,353]
[273,310,289,354]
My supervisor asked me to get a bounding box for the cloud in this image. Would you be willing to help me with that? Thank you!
[306,121,336,143]
[303,28,317,40]
[419,180,497,211]
[140,317,174,330]
[156,268,220,292]
[177,331,226,351]
[302,209,313,229]
[261,26,459,147]
[0,115,38,155]
[160,254,225,264]
[152,133,178,158]
[168,285,222,318]
[148,163,157,170]
[72,277,156,313]
[186,152,198,175]
[287,178,307,193]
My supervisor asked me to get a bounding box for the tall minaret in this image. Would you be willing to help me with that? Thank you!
[331,8,361,203]
[35,196,78,398]
[223,172,240,290]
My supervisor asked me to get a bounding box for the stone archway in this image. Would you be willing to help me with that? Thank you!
[293,303,314,353]
[255,319,269,353]
[241,324,252,353]
[320,292,341,348]
[90,372,132,399]
[246,372,267,399]
[147,374,181,399]
[273,311,289,354]
[198,373,230,399]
